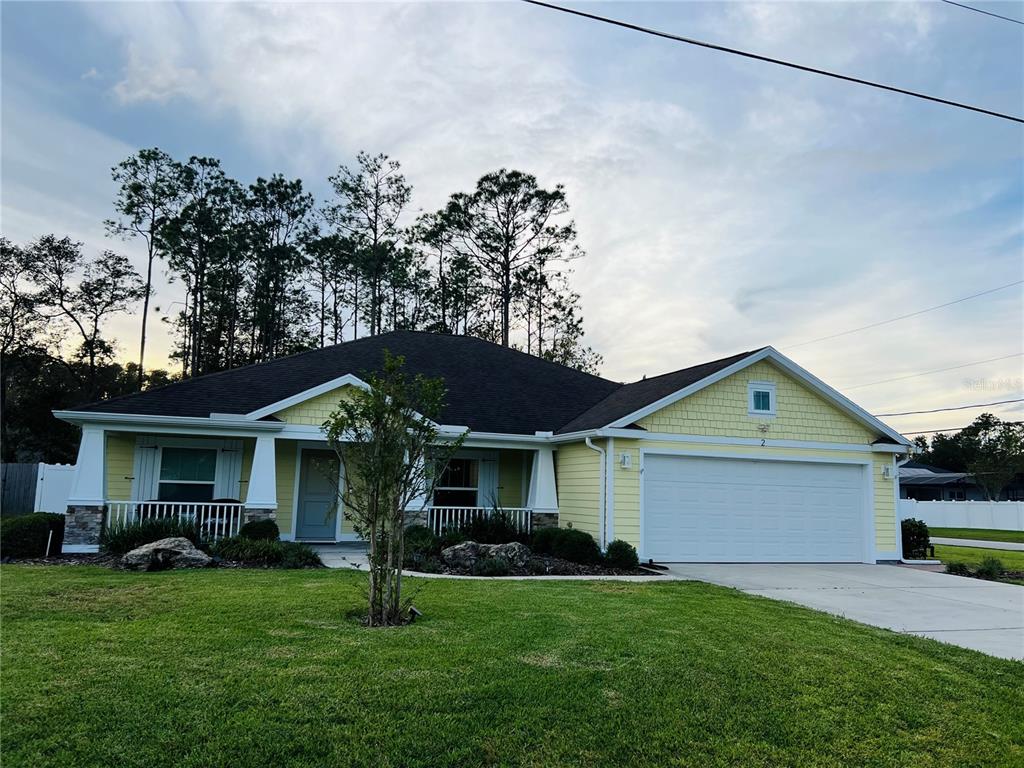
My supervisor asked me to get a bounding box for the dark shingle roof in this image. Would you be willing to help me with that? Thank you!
[555,349,765,433]
[76,331,621,435]
[75,332,768,436]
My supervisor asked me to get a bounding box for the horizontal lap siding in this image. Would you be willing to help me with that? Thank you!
[873,454,897,553]
[555,442,602,540]
[613,440,641,545]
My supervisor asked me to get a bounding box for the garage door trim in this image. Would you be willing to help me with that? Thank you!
[638,448,875,564]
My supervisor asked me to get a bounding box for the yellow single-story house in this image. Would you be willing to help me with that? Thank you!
[56,331,914,562]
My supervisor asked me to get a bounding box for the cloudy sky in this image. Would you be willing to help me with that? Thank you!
[2,0,1022,437]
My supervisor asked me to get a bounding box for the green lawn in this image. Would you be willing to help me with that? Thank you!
[933,544,1024,571]
[931,528,1024,544]
[2,567,1023,768]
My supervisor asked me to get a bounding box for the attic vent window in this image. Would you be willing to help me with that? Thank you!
[748,382,777,417]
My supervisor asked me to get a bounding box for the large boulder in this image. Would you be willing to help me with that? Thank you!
[488,542,531,568]
[440,540,531,570]
[122,537,212,571]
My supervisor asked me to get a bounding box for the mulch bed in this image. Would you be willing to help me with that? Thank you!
[1,554,323,570]
[432,556,659,577]
[2,554,122,567]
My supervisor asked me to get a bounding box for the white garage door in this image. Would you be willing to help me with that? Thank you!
[642,455,867,563]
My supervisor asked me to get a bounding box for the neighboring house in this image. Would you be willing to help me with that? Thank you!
[898,461,984,501]
[899,461,1024,502]
[56,331,914,562]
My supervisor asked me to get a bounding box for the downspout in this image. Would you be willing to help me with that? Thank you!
[585,437,606,550]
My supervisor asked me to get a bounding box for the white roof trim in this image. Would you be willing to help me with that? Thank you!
[243,374,370,420]
[605,347,912,447]
[52,410,285,432]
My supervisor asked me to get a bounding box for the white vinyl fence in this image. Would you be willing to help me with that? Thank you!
[34,463,76,514]
[899,499,1024,531]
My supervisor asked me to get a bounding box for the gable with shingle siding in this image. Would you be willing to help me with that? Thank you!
[637,360,876,443]
[275,387,358,426]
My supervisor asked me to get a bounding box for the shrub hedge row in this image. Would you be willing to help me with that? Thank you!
[1,513,66,558]
[402,521,638,570]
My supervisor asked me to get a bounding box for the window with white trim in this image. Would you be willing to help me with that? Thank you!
[747,381,777,416]
[158,447,217,502]
[433,458,479,507]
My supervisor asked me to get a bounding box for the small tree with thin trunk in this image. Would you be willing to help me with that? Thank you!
[322,352,464,626]
[106,148,182,389]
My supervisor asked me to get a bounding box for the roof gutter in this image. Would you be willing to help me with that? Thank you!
[52,410,285,432]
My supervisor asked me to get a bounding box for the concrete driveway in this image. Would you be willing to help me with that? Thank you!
[665,563,1024,661]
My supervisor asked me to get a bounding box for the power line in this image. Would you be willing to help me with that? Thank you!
[903,421,1023,436]
[520,0,1024,123]
[940,0,1024,25]
[875,398,1024,417]
[785,280,1024,349]
[842,352,1024,390]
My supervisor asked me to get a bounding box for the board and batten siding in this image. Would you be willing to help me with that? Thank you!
[274,440,298,535]
[497,449,527,508]
[603,361,900,556]
[105,433,136,501]
[554,441,603,539]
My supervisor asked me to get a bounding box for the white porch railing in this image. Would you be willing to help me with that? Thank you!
[106,501,245,541]
[428,507,533,535]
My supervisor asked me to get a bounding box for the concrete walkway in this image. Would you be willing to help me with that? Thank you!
[665,563,1024,661]
[932,537,1024,552]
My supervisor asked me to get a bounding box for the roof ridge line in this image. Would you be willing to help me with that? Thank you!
[624,347,767,386]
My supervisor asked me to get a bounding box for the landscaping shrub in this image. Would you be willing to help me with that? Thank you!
[0,513,65,558]
[238,519,280,541]
[471,556,510,577]
[974,556,1004,581]
[100,518,202,555]
[530,526,561,556]
[530,527,603,564]
[945,562,971,577]
[605,539,639,569]
[460,511,528,544]
[417,557,444,574]
[403,525,440,569]
[438,525,467,550]
[526,558,548,575]
[553,529,602,564]
[209,537,322,568]
[901,518,931,559]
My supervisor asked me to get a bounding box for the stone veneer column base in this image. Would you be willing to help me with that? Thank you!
[242,508,277,527]
[63,505,105,553]
[531,511,559,530]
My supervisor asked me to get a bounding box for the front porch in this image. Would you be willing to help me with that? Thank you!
[63,423,560,551]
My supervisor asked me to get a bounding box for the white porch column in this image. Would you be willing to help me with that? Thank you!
[527,446,558,515]
[64,424,107,552]
[244,436,278,515]
[68,424,106,506]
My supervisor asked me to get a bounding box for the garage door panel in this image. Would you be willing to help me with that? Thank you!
[643,455,866,563]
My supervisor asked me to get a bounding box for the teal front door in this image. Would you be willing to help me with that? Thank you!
[296,450,340,540]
